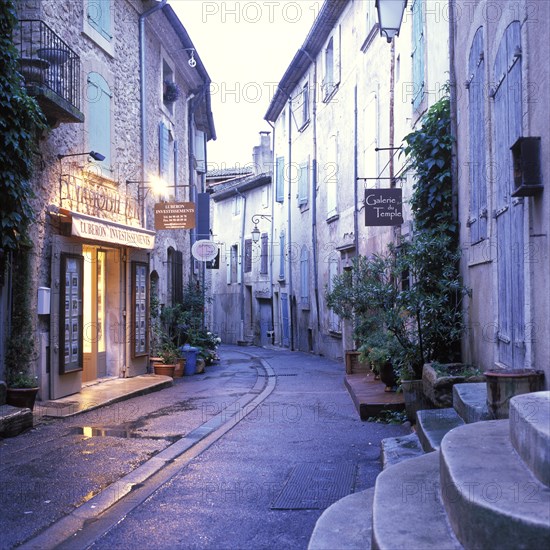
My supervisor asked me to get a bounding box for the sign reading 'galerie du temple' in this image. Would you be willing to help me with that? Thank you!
[364,188,403,226]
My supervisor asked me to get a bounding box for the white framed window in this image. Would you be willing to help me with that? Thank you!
[300,246,309,306]
[275,156,285,203]
[323,26,341,101]
[232,195,243,216]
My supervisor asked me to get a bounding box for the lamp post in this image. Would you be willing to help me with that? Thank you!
[250,214,272,243]
[375,0,407,42]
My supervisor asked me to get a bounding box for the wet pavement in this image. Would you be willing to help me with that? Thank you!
[0,346,409,549]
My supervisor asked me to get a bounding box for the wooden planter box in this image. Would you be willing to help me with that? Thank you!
[345,351,370,375]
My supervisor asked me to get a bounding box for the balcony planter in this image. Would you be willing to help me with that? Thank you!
[423,363,485,408]
[485,369,545,419]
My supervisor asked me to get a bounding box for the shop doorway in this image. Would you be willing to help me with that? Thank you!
[82,246,107,382]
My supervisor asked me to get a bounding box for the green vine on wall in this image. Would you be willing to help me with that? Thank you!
[0,0,46,252]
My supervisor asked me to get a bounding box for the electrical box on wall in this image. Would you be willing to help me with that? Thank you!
[511,137,543,197]
[37,287,51,315]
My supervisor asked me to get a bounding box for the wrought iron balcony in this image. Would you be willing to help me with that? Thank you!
[14,20,84,125]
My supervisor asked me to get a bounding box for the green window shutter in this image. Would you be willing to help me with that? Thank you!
[88,0,112,41]
[87,72,111,169]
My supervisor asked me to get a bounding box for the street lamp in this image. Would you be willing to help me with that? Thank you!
[57,151,105,161]
[250,214,272,243]
[375,0,407,43]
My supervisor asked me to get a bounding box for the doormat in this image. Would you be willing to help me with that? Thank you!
[271,463,357,510]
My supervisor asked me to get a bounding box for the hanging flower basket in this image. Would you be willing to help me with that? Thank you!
[163,80,181,103]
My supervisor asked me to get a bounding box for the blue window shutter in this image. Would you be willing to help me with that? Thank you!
[279,233,285,280]
[276,156,285,202]
[87,72,111,168]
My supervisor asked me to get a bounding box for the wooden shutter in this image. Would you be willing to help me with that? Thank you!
[159,121,169,180]
[260,233,268,274]
[298,161,309,205]
[411,0,425,109]
[244,239,252,273]
[87,72,111,168]
[88,0,112,41]
[279,233,285,280]
[468,27,487,243]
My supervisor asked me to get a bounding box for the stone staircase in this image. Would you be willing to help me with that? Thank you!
[309,387,550,549]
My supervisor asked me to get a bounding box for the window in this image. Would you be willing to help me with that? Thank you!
[298,160,309,206]
[411,0,425,109]
[194,129,206,173]
[60,254,83,373]
[326,134,338,218]
[244,239,252,273]
[260,233,268,274]
[87,0,112,42]
[467,28,487,243]
[162,59,175,114]
[323,27,341,101]
[232,195,242,216]
[159,121,175,193]
[279,232,285,280]
[300,247,309,306]
[87,72,111,171]
[300,81,310,129]
[327,257,341,332]
[227,244,241,284]
[276,156,285,203]
[166,247,182,305]
[132,262,149,357]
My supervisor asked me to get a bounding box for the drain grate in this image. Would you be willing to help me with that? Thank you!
[271,463,356,510]
[258,374,298,378]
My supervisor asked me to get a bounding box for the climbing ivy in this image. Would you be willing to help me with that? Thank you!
[0,0,46,252]
[402,93,455,239]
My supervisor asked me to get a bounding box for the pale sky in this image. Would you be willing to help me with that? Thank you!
[169,0,323,169]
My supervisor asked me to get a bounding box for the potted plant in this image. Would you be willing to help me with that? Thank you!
[154,339,179,377]
[366,345,397,391]
[4,247,39,410]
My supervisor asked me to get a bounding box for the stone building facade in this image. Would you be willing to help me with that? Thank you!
[1,0,214,399]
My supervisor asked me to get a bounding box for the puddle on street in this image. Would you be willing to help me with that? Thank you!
[72,426,180,443]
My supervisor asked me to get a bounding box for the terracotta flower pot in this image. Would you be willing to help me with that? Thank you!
[153,364,176,377]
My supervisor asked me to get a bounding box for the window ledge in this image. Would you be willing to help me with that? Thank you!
[298,119,310,133]
[326,213,339,224]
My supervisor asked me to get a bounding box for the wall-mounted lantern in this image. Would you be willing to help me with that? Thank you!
[375,0,408,43]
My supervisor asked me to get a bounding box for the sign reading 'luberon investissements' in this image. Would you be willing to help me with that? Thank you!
[364,188,403,226]
[154,202,196,230]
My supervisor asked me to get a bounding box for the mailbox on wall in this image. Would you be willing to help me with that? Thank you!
[511,137,543,197]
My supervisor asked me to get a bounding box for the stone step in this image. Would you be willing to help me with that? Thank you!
[308,488,374,550]
[452,382,490,423]
[0,404,33,438]
[380,432,423,469]
[371,452,462,550]
[509,391,550,487]
[440,420,550,550]
[416,408,465,452]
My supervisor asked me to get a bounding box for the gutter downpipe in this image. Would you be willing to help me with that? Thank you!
[354,84,359,256]
[448,0,459,224]
[287,96,294,351]
[235,189,246,342]
[267,120,276,345]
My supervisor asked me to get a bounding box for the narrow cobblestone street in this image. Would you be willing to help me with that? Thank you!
[1,346,408,549]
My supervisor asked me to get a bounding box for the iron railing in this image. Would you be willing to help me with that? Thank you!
[14,19,80,111]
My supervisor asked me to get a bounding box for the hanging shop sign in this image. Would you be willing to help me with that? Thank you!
[192,239,219,262]
[364,188,403,226]
[67,211,155,249]
[154,202,196,230]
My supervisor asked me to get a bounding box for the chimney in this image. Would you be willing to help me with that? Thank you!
[252,131,273,175]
